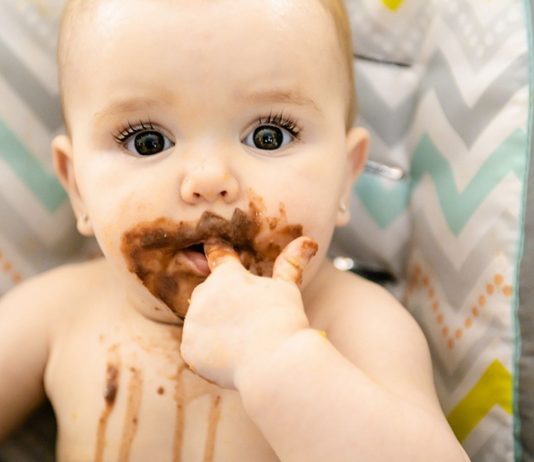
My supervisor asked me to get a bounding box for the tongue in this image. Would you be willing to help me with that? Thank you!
[182,249,210,276]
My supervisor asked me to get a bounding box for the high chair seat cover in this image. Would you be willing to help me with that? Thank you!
[333,1,533,461]
[0,0,88,298]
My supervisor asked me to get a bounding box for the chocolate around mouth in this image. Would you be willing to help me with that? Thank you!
[121,207,303,319]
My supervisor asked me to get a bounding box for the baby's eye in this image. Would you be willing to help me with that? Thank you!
[125,130,174,156]
[114,123,175,156]
[243,125,295,151]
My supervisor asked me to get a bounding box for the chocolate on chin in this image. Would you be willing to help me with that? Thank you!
[121,201,303,319]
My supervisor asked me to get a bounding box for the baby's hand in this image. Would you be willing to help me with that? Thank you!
[180,236,318,389]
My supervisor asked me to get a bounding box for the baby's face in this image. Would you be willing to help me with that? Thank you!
[58,0,366,323]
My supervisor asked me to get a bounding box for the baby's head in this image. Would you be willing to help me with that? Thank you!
[53,0,368,323]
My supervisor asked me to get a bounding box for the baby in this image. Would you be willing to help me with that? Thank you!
[0,0,470,461]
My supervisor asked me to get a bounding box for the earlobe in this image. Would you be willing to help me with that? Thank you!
[346,127,370,181]
[52,135,94,237]
[336,127,370,227]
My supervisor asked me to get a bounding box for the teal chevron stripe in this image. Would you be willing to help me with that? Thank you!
[354,174,411,229]
[356,129,527,234]
[0,119,66,212]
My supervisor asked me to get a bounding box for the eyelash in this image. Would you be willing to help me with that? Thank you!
[113,120,157,144]
[255,112,302,139]
[112,112,302,145]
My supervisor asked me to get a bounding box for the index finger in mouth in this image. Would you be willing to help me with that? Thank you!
[204,238,241,271]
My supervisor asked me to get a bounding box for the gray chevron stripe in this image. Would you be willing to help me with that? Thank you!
[409,299,504,392]
[0,197,83,272]
[441,1,525,70]
[412,209,516,311]
[331,218,410,277]
[0,39,62,131]
[356,51,528,148]
[2,0,57,55]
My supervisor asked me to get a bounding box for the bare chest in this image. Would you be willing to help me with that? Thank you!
[44,324,278,462]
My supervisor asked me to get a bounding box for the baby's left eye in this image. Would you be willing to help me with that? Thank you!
[243,125,294,151]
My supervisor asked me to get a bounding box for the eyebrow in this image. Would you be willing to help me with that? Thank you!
[238,89,320,111]
[92,96,173,124]
[92,89,320,124]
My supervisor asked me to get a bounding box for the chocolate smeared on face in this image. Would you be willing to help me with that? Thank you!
[121,198,303,319]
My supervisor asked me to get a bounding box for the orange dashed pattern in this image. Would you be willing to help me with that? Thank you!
[0,249,23,285]
[405,263,513,350]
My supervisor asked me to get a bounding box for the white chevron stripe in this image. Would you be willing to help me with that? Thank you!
[462,408,513,459]
[0,4,58,95]
[0,75,58,166]
[357,60,423,109]
[458,0,521,26]
[419,18,527,105]
[411,173,522,269]
[0,156,74,247]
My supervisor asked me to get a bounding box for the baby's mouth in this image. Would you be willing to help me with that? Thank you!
[121,202,303,320]
[179,243,210,276]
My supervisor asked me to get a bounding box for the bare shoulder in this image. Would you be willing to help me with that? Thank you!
[0,258,110,439]
[1,258,110,318]
[305,261,443,417]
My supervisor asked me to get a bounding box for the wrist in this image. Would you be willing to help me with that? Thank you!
[234,328,327,395]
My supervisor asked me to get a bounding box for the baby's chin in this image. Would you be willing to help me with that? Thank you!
[120,206,303,321]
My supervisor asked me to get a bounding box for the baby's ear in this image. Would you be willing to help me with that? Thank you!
[336,127,369,227]
[52,135,94,236]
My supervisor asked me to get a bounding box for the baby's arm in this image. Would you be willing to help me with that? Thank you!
[182,239,469,462]
[0,273,55,440]
[235,274,469,462]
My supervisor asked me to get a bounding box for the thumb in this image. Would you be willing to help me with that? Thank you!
[204,238,242,272]
[272,237,318,286]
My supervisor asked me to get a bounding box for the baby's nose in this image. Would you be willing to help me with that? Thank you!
[180,158,240,204]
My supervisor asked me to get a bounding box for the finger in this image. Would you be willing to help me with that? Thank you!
[204,238,241,272]
[272,236,318,285]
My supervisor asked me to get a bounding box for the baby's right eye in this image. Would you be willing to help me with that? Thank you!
[114,122,175,156]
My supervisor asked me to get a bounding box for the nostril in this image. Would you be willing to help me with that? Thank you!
[221,191,228,197]
[193,193,201,199]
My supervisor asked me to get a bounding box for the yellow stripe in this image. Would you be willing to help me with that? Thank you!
[447,360,513,442]
[381,0,405,11]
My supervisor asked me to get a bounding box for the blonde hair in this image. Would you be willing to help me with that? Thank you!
[58,0,357,129]
[319,0,357,128]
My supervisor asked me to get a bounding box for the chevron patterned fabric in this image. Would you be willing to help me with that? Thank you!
[0,0,95,298]
[333,0,532,461]
[0,0,532,461]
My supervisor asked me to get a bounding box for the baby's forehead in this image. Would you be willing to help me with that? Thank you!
[59,0,354,128]
[61,0,342,53]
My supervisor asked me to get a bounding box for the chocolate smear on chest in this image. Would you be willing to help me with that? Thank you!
[95,346,121,462]
[121,195,303,319]
[118,367,143,461]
